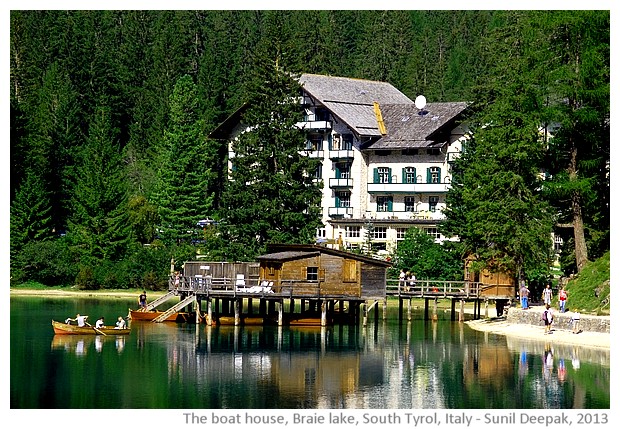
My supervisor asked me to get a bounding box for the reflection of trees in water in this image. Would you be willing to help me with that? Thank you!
[128,320,609,409]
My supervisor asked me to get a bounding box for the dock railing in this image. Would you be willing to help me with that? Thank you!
[171,275,510,300]
[385,278,482,298]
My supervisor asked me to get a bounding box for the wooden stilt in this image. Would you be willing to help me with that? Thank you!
[234,299,240,326]
[432,297,438,321]
[459,299,465,322]
[321,300,327,326]
[277,300,283,326]
[207,299,213,326]
[382,299,388,320]
[407,298,412,321]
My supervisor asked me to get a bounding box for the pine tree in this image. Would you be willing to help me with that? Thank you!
[220,32,322,260]
[152,74,213,244]
[67,103,130,263]
[10,170,54,262]
[442,12,555,282]
[537,11,610,272]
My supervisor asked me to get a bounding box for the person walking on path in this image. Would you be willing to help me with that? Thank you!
[542,304,554,334]
[542,284,553,306]
[519,281,530,309]
[558,287,568,313]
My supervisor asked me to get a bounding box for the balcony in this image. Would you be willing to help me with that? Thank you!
[329,178,353,188]
[328,149,355,160]
[296,120,332,131]
[367,182,450,193]
[328,206,353,217]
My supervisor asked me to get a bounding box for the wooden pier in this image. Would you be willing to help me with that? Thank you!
[136,274,513,327]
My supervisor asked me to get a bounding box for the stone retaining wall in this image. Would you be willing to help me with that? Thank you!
[506,307,610,333]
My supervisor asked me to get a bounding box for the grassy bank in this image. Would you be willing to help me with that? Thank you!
[562,251,610,315]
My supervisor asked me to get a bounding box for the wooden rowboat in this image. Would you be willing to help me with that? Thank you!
[52,320,131,335]
[128,309,193,322]
[216,316,264,326]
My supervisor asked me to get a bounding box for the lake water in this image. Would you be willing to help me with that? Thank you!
[10,296,610,409]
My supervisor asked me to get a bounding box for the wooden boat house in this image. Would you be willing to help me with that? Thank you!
[256,243,390,300]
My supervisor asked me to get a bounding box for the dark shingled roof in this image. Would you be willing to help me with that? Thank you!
[300,73,414,137]
[256,251,321,262]
[365,102,469,149]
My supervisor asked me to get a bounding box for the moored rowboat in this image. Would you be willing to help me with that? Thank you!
[52,320,131,335]
[129,309,193,322]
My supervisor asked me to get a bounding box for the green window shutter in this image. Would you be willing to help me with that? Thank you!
[328,133,333,150]
[402,168,406,183]
[426,168,431,183]
[413,167,417,183]
[388,167,392,183]
[335,194,341,208]
[387,196,393,211]
[373,168,379,183]
[437,167,441,183]
[335,164,341,179]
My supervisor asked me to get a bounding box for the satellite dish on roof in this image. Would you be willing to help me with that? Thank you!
[415,95,427,110]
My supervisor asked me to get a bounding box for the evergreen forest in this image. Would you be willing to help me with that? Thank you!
[10,10,609,290]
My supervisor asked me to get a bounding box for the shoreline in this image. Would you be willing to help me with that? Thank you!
[465,315,610,350]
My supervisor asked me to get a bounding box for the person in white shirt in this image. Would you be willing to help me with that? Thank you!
[115,316,127,329]
[95,317,105,328]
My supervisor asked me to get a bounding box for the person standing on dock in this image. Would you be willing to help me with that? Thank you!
[139,291,147,310]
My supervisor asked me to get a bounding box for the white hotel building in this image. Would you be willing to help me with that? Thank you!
[212,73,469,254]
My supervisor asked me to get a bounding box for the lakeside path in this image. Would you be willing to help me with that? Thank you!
[11,288,610,350]
[466,306,610,350]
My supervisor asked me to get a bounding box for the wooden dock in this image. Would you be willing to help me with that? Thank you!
[139,274,514,326]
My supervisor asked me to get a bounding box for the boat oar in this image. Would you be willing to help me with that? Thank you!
[86,322,107,336]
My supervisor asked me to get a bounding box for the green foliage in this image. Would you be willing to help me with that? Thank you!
[10,238,78,287]
[562,251,610,315]
[152,74,216,245]
[392,228,464,281]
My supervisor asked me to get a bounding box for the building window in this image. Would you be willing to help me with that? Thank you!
[375,150,391,156]
[403,167,417,184]
[405,196,416,212]
[314,162,322,179]
[377,196,393,212]
[336,191,351,207]
[372,227,387,240]
[427,167,441,184]
[336,162,351,179]
[396,228,409,239]
[307,266,319,281]
[429,196,439,212]
[374,167,392,183]
[427,148,441,156]
[316,228,326,239]
[342,134,354,150]
[314,108,329,121]
[346,226,360,238]
[425,227,440,240]
[305,135,323,151]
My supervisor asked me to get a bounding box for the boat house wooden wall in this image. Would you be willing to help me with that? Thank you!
[257,244,391,300]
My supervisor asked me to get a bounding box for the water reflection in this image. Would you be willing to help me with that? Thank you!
[125,320,609,409]
[51,334,127,355]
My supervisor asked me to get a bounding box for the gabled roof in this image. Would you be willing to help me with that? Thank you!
[300,74,414,138]
[365,102,469,150]
[258,243,392,267]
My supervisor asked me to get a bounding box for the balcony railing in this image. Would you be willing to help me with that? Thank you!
[367,182,449,193]
[328,149,355,160]
[295,120,332,131]
[329,178,353,188]
[328,206,353,217]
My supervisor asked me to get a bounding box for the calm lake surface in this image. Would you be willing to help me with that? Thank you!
[10,296,609,409]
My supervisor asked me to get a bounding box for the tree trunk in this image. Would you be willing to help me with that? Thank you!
[568,140,588,272]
